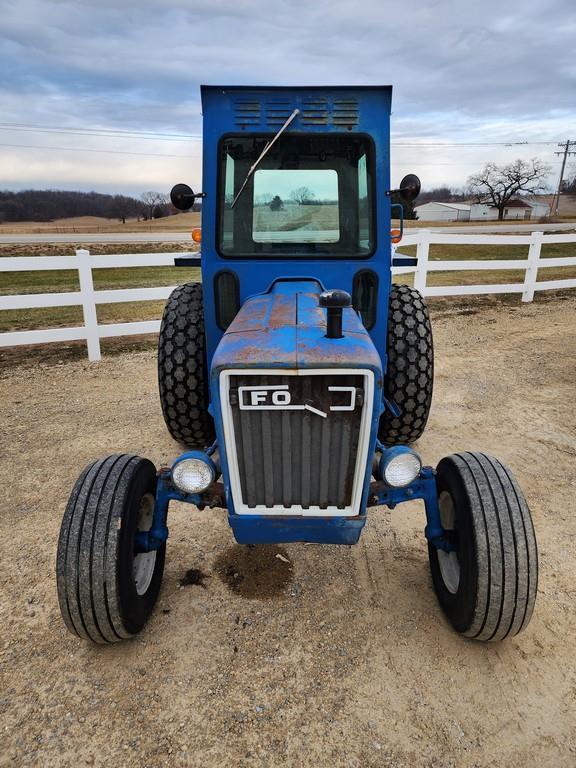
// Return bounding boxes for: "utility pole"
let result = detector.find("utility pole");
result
[551,140,576,216]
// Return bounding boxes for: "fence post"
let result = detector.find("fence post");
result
[76,248,101,361]
[522,231,543,303]
[413,230,430,295]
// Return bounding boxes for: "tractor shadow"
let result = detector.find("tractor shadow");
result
[213,544,293,599]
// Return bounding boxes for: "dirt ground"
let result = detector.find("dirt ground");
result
[1,295,575,768]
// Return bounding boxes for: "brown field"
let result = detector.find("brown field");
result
[1,205,575,235]
[0,212,201,234]
[252,203,339,233]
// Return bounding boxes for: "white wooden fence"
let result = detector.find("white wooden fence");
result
[1,230,575,362]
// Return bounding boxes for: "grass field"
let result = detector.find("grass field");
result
[0,242,199,333]
[1,238,575,339]
[394,240,576,288]
[0,212,202,234]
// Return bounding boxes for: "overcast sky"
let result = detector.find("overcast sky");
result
[1,0,575,196]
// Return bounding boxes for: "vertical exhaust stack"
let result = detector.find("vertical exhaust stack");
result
[319,290,352,339]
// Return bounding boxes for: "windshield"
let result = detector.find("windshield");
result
[218,134,374,257]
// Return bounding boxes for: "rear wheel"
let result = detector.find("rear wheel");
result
[428,452,538,641]
[56,454,165,643]
[379,284,433,444]
[158,282,215,448]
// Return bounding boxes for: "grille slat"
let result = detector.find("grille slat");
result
[261,409,274,507]
[281,410,292,507]
[228,373,366,511]
[239,409,256,505]
[318,416,331,508]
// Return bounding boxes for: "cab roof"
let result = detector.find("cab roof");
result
[200,85,392,132]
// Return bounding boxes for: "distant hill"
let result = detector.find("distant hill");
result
[0,189,145,223]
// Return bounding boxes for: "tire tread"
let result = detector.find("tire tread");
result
[56,454,162,644]
[379,284,434,444]
[437,452,537,641]
[157,283,214,447]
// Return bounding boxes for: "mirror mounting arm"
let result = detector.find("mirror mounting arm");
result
[385,173,421,203]
[170,184,206,212]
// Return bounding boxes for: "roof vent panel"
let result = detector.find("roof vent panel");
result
[301,97,329,125]
[332,98,359,126]
[234,99,261,127]
[265,99,293,126]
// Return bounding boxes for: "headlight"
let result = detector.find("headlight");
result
[171,454,215,494]
[380,447,422,488]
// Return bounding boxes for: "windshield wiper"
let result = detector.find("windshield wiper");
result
[230,108,300,209]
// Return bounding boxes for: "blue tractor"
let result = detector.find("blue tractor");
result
[57,86,537,644]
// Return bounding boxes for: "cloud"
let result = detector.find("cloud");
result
[0,0,574,192]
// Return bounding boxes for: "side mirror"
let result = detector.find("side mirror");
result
[398,174,421,202]
[170,183,197,211]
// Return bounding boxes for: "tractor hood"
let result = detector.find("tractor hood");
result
[211,280,382,376]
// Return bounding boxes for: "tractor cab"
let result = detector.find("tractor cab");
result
[172,86,418,363]
[57,85,538,646]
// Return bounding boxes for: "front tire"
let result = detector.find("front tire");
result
[428,452,538,641]
[56,454,165,643]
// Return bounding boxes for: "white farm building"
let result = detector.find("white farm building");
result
[413,202,471,222]
[415,198,551,222]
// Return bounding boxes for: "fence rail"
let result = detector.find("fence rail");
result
[1,230,575,361]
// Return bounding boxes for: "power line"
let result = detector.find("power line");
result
[0,121,564,148]
[392,141,556,147]
[391,161,562,167]
[0,141,562,165]
[0,142,199,158]
[0,122,202,141]
[0,126,197,142]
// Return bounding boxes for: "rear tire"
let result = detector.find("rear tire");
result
[158,283,215,448]
[379,284,433,445]
[428,452,538,641]
[56,454,165,643]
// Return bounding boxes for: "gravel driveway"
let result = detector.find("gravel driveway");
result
[1,295,575,767]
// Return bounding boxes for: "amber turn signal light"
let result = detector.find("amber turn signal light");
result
[191,228,202,243]
[391,228,402,244]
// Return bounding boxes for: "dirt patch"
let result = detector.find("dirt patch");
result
[179,568,210,589]
[215,545,294,598]
[1,296,575,767]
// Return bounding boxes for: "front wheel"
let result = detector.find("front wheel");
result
[56,454,165,643]
[428,452,538,641]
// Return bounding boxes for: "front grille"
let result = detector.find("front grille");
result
[221,370,373,515]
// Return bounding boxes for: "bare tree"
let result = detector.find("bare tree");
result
[255,192,273,206]
[289,186,315,205]
[467,159,551,220]
[140,191,167,220]
[561,169,576,194]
